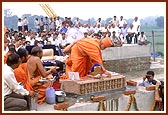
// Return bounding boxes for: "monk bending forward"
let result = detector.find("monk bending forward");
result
[27,46,56,104]
[63,37,113,79]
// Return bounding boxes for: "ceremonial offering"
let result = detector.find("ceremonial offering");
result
[61,74,126,95]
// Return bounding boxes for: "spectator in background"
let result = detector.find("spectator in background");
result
[40,18,44,32]
[132,16,141,43]
[96,18,102,27]
[111,16,118,26]
[34,18,40,33]
[111,31,122,47]
[138,31,150,45]
[138,71,160,87]
[118,16,127,29]
[23,17,29,31]
[17,18,23,32]
[126,24,136,44]
[59,32,69,49]
[55,16,62,30]
[119,23,128,43]
[44,16,49,31]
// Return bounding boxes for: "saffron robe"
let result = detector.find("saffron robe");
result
[65,38,103,79]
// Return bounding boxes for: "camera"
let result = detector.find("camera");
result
[146,75,150,79]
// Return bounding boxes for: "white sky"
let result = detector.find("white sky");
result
[2,2,166,20]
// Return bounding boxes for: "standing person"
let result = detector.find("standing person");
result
[4,53,34,111]
[132,16,141,43]
[118,16,127,29]
[34,18,40,33]
[63,37,113,79]
[44,16,49,31]
[23,17,29,31]
[39,18,44,32]
[17,18,23,32]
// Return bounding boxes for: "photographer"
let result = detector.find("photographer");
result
[138,71,159,87]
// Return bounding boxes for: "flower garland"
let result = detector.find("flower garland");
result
[125,94,140,111]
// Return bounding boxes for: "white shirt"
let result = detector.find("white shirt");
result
[132,20,141,33]
[17,21,23,27]
[138,34,147,42]
[34,20,40,29]
[118,19,127,28]
[23,18,29,25]
[4,64,29,96]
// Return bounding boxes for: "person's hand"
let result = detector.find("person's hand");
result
[29,91,35,97]
[104,70,111,77]
[143,75,147,81]
[50,66,57,73]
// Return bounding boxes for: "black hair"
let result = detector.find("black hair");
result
[8,44,15,49]
[146,71,155,76]
[6,54,20,66]
[17,48,28,58]
[141,31,144,34]
[8,48,16,54]
[159,81,164,96]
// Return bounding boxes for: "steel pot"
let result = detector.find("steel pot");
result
[55,91,66,103]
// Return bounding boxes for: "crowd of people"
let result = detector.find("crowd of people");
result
[3,15,158,111]
[4,15,150,55]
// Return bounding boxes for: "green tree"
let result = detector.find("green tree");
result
[155,16,164,28]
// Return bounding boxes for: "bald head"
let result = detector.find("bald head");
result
[31,46,43,56]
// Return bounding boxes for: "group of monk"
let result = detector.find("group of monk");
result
[4,34,57,109]
[4,27,114,110]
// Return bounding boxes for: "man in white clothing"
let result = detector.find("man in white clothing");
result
[4,53,34,111]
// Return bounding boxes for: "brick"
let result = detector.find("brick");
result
[146,86,155,91]
[123,90,136,95]
[54,103,69,110]
[126,80,137,86]
[91,96,106,102]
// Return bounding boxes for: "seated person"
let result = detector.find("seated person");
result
[138,71,160,87]
[126,24,136,44]
[27,46,57,104]
[4,48,16,64]
[4,54,34,111]
[14,48,33,92]
[138,31,150,45]
[155,81,164,111]
[111,31,122,47]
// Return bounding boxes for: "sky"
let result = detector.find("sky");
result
[2,2,166,20]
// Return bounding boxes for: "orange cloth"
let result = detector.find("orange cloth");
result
[64,38,103,79]
[4,54,8,64]
[101,37,113,48]
[14,63,33,92]
[28,70,53,104]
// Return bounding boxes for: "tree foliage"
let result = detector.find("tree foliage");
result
[155,16,164,28]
